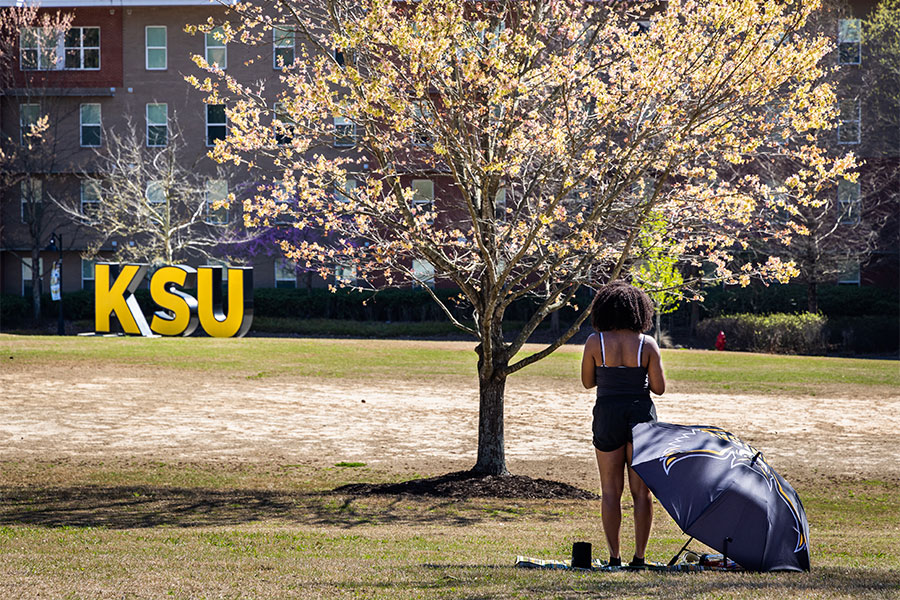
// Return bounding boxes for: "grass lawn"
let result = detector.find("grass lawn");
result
[3,334,898,396]
[1,335,898,598]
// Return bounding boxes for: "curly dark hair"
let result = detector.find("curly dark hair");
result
[590,281,654,332]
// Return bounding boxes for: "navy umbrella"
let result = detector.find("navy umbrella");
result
[631,421,810,572]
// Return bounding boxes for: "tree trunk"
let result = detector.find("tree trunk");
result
[31,246,41,322]
[550,310,560,338]
[807,281,818,314]
[655,310,661,344]
[472,373,510,476]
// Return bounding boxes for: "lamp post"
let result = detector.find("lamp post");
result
[46,232,64,335]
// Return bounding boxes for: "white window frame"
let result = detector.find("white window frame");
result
[495,187,507,220]
[80,103,101,147]
[20,103,40,144]
[837,179,861,225]
[205,26,227,69]
[411,179,434,214]
[81,258,96,290]
[273,25,294,69]
[146,103,168,147]
[411,258,435,288]
[19,26,57,70]
[411,103,433,147]
[272,182,296,225]
[22,257,44,296]
[20,177,42,223]
[333,116,356,147]
[205,179,229,225]
[838,19,861,65]
[334,177,357,203]
[64,26,101,70]
[206,103,227,147]
[837,98,860,145]
[275,259,297,288]
[145,26,167,70]
[334,262,357,285]
[837,261,861,285]
[80,179,101,222]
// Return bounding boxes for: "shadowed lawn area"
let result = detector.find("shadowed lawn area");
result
[0,461,898,599]
[1,335,897,597]
[3,334,898,396]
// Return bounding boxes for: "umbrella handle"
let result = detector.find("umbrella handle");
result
[668,536,694,567]
[723,536,733,569]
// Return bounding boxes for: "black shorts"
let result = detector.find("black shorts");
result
[592,398,657,452]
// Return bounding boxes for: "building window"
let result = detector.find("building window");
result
[411,258,435,288]
[838,19,861,65]
[334,263,357,285]
[146,26,167,70]
[837,98,860,144]
[206,104,227,146]
[837,179,861,224]
[411,179,434,214]
[335,177,357,203]
[334,48,345,66]
[275,259,297,288]
[81,258,96,291]
[22,257,44,297]
[333,116,356,147]
[64,27,100,69]
[273,26,294,68]
[80,103,101,147]
[273,102,294,146]
[20,177,41,222]
[205,179,229,224]
[206,258,229,281]
[81,180,101,222]
[205,26,226,69]
[146,103,168,146]
[20,26,58,70]
[837,261,860,285]
[411,103,433,146]
[495,187,507,220]
[20,103,40,143]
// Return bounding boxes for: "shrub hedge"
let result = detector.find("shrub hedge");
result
[697,313,828,355]
[699,284,898,318]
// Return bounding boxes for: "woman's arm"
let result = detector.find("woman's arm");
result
[581,333,599,389]
[644,336,666,395]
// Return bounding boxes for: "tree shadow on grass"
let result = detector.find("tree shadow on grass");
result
[420,564,900,599]
[0,485,572,529]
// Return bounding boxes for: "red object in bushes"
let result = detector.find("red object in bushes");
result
[715,331,726,351]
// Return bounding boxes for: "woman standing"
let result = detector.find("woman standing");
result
[581,281,666,567]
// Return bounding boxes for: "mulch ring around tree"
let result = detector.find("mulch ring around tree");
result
[334,470,598,500]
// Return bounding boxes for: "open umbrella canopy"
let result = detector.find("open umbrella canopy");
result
[631,421,810,572]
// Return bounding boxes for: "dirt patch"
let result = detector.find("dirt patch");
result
[1,358,898,487]
[335,470,598,499]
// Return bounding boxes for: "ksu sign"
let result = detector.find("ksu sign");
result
[95,263,253,338]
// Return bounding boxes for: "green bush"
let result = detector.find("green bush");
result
[700,284,898,318]
[826,316,900,355]
[697,312,828,355]
[0,294,32,326]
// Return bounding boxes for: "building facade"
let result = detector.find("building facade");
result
[0,0,897,302]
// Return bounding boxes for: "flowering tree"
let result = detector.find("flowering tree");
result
[194,0,855,475]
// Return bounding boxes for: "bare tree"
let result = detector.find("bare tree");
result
[0,6,75,320]
[53,117,257,267]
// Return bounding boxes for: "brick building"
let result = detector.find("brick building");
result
[0,0,896,301]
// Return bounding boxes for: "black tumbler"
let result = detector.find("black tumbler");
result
[571,541,592,569]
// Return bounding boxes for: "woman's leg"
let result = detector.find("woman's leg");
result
[626,442,653,560]
[595,446,626,560]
